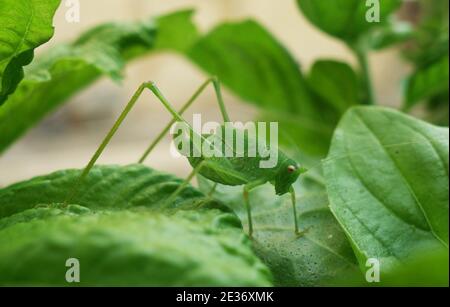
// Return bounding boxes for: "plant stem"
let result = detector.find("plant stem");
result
[355,48,375,105]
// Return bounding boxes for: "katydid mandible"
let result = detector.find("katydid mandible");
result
[66,77,308,238]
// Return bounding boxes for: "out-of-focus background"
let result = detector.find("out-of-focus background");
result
[0,0,411,186]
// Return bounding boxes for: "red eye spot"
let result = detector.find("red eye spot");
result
[287,165,296,173]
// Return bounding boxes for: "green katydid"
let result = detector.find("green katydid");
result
[66,77,308,238]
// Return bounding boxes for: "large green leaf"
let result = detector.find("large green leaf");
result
[198,167,360,286]
[0,164,272,286]
[189,21,311,113]
[188,20,337,156]
[0,0,61,105]
[0,10,198,154]
[324,106,449,274]
[296,0,402,43]
[405,55,449,109]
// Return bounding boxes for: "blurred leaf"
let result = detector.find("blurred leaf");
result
[296,0,401,43]
[426,91,449,126]
[404,0,449,67]
[198,168,360,286]
[0,165,272,286]
[380,249,449,286]
[0,19,155,154]
[0,0,61,105]
[260,112,334,158]
[189,20,313,113]
[324,106,449,275]
[401,0,449,124]
[328,248,449,286]
[368,21,414,50]
[0,10,197,154]
[405,55,449,109]
[189,20,337,156]
[153,9,199,52]
[307,60,359,113]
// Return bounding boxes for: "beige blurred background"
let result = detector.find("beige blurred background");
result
[0,0,411,186]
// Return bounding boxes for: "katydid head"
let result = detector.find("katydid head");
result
[274,161,308,195]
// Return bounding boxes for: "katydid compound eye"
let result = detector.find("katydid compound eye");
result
[287,165,296,173]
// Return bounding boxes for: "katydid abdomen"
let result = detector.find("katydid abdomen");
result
[171,124,307,237]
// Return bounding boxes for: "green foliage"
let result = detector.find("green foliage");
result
[367,21,413,50]
[405,55,449,108]
[296,0,401,44]
[154,10,199,52]
[329,248,449,286]
[0,11,195,154]
[405,0,449,67]
[0,0,61,105]
[307,60,359,113]
[0,165,272,286]
[189,21,312,113]
[324,106,449,274]
[402,0,449,124]
[0,2,448,287]
[379,249,449,286]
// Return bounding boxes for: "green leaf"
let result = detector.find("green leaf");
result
[0,10,197,154]
[404,0,449,67]
[296,0,401,43]
[198,169,360,286]
[324,106,449,275]
[307,60,359,113]
[328,248,449,286]
[189,20,313,114]
[188,20,337,156]
[153,9,199,52]
[405,55,450,108]
[380,249,449,286]
[0,164,272,286]
[367,21,413,50]
[0,0,61,105]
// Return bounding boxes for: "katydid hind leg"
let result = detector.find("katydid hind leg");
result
[65,83,150,204]
[211,77,230,122]
[139,77,225,163]
[66,80,199,204]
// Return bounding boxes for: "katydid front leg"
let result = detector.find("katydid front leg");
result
[163,160,208,207]
[289,186,299,235]
[243,180,267,238]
